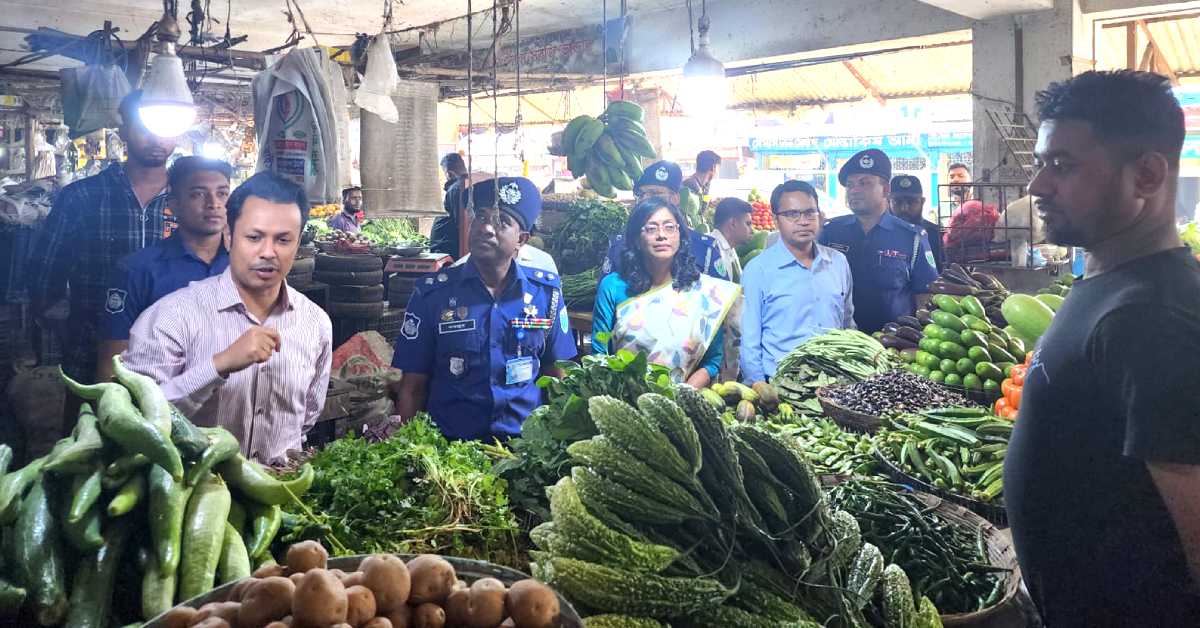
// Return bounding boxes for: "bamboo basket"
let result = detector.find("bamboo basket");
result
[817,386,887,433]
[822,476,1021,627]
[874,445,1009,526]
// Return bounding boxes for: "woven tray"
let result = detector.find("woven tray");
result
[816,386,887,433]
[144,554,583,628]
[940,381,1003,406]
[822,476,1021,626]
[874,446,1008,526]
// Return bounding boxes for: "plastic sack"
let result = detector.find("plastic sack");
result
[354,34,399,123]
[60,65,131,138]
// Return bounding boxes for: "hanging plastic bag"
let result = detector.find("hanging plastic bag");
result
[354,34,399,123]
[60,65,131,138]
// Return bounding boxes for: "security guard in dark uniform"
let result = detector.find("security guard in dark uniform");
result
[889,175,944,273]
[820,149,938,334]
[391,176,577,441]
[599,161,728,281]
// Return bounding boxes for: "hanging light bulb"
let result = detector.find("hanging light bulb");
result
[679,6,727,120]
[138,10,195,138]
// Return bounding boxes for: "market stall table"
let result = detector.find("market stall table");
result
[567,310,592,355]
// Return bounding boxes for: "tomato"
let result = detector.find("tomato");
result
[1001,379,1022,411]
[1010,364,1026,386]
[995,397,1010,416]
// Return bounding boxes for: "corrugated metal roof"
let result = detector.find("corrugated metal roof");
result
[1097,12,1200,80]
[728,42,972,108]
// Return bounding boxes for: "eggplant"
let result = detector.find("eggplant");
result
[895,326,923,344]
[896,315,923,330]
[972,272,1006,291]
[946,264,984,289]
[929,279,978,296]
[915,309,934,325]
[882,322,902,335]
[987,310,1008,327]
[880,334,919,350]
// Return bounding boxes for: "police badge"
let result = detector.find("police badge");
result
[498,182,522,205]
[860,155,874,169]
[401,312,421,340]
[105,289,127,314]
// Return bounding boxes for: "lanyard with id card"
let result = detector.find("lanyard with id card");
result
[509,305,552,385]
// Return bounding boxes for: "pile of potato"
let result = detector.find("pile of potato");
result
[156,540,562,628]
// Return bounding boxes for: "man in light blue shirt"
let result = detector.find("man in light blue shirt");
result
[741,180,855,383]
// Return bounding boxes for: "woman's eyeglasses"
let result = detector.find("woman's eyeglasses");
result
[641,223,680,236]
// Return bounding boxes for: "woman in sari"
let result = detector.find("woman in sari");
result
[592,197,741,387]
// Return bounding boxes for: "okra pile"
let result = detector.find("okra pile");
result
[527,387,943,627]
[769,414,877,477]
[874,407,1011,504]
[0,357,312,626]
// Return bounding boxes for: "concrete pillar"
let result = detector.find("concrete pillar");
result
[971,0,1086,183]
[971,17,1020,182]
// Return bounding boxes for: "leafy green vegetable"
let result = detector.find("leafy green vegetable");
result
[281,416,521,566]
[496,351,672,527]
[545,197,627,275]
[1181,222,1200,255]
[305,219,333,239]
[359,218,430,247]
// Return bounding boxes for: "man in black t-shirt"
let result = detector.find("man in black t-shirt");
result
[1005,71,1200,626]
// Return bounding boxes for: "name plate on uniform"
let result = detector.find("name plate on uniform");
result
[439,319,476,334]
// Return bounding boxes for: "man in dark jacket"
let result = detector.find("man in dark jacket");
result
[430,153,468,257]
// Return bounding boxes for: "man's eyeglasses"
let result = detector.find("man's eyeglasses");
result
[776,209,821,223]
[641,223,680,236]
[471,207,515,229]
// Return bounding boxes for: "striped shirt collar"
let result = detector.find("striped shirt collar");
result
[214,267,295,314]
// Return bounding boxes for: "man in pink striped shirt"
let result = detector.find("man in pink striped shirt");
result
[123,172,333,464]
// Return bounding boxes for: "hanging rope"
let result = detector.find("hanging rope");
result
[466,0,474,214]
[515,0,524,167]
[492,0,500,210]
[602,0,607,109]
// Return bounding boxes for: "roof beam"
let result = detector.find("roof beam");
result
[840,60,886,106]
[1135,19,1179,85]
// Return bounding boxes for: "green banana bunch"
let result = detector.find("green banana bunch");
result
[558,101,658,198]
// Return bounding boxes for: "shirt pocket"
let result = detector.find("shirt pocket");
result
[877,255,911,290]
[436,329,486,382]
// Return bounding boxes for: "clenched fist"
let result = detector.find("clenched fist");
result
[213,326,281,377]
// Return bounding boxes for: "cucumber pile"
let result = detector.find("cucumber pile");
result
[527,387,944,627]
[0,357,312,626]
[894,293,1028,397]
[875,407,1012,504]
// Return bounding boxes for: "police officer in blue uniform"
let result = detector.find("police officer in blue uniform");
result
[96,156,232,382]
[820,149,938,334]
[391,177,577,441]
[889,174,944,273]
[599,161,728,281]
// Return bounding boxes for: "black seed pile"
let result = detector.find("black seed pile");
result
[824,370,974,416]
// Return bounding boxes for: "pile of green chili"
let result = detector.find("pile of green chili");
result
[827,478,1010,614]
